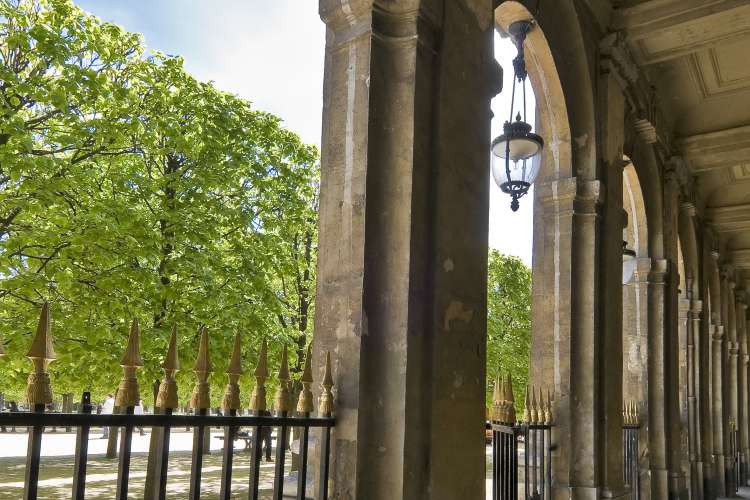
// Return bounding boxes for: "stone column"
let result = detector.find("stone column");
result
[314,1,498,498]
[663,166,686,497]
[737,298,748,485]
[690,297,705,499]
[597,66,627,499]
[648,257,670,498]
[720,267,735,493]
[679,290,693,497]
[698,230,714,498]
[709,250,727,496]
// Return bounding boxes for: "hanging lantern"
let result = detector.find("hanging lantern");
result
[491,20,544,212]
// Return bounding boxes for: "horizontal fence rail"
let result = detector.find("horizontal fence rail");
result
[0,303,336,500]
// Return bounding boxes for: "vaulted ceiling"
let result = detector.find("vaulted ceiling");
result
[615,0,750,282]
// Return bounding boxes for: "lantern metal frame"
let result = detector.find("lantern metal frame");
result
[491,19,545,212]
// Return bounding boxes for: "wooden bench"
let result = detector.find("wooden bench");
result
[216,430,253,450]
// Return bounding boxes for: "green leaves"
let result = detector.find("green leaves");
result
[486,250,531,408]
[0,0,319,404]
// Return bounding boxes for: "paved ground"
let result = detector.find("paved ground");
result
[0,430,291,499]
[0,430,496,499]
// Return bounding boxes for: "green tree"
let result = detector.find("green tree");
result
[486,250,532,409]
[0,0,319,404]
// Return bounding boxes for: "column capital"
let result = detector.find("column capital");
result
[573,179,602,215]
[538,176,578,215]
[599,31,639,90]
[713,324,725,341]
[711,249,721,262]
[680,200,697,217]
[690,299,703,314]
[649,258,668,284]
[634,118,657,144]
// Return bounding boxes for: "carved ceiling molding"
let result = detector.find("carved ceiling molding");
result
[687,46,750,100]
[614,0,750,65]
[677,125,750,175]
[705,203,750,234]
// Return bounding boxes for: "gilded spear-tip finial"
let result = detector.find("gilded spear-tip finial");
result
[632,401,639,425]
[249,339,268,412]
[156,325,180,410]
[221,332,243,411]
[491,373,502,422]
[544,388,552,424]
[115,318,143,408]
[319,351,335,416]
[190,326,212,410]
[274,345,291,413]
[523,385,531,424]
[530,385,539,424]
[26,302,56,406]
[296,343,314,414]
[505,373,515,423]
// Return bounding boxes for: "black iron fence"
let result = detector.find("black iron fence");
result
[0,303,336,500]
[488,373,553,500]
[622,423,640,500]
[0,399,334,500]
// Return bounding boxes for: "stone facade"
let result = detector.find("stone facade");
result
[313,1,750,499]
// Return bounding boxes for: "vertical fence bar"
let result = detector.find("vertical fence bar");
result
[317,352,335,500]
[248,421,263,500]
[154,409,173,500]
[72,392,92,500]
[272,345,292,500]
[219,409,237,499]
[219,333,243,500]
[114,319,143,500]
[248,339,268,500]
[115,406,135,500]
[189,408,208,500]
[24,303,55,500]
[295,344,315,500]
[23,404,45,500]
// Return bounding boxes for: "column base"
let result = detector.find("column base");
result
[650,467,670,498]
[600,487,632,499]
[552,486,600,500]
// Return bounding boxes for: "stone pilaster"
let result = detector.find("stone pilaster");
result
[314,1,497,498]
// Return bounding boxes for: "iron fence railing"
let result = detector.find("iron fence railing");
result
[488,421,553,500]
[0,303,336,500]
[0,398,334,500]
[622,423,640,500]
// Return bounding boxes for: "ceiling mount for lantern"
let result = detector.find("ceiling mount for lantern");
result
[491,19,544,212]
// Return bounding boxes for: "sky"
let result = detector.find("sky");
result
[75,0,535,265]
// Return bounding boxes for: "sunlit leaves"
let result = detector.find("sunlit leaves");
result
[0,0,319,405]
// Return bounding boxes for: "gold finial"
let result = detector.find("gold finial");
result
[221,332,243,411]
[319,351,335,416]
[156,325,180,409]
[249,339,268,412]
[505,373,515,423]
[115,318,143,407]
[544,389,552,424]
[296,343,314,414]
[523,385,531,424]
[491,373,502,422]
[530,386,539,424]
[538,386,544,424]
[190,326,212,410]
[26,302,56,406]
[274,344,291,413]
[633,401,639,424]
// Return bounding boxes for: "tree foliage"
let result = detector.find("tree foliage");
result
[0,0,318,405]
[486,250,532,408]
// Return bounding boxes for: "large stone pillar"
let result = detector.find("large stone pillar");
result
[709,250,727,497]
[720,267,734,493]
[597,66,627,499]
[313,1,497,498]
[678,291,693,496]
[648,257,670,498]
[697,227,714,499]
